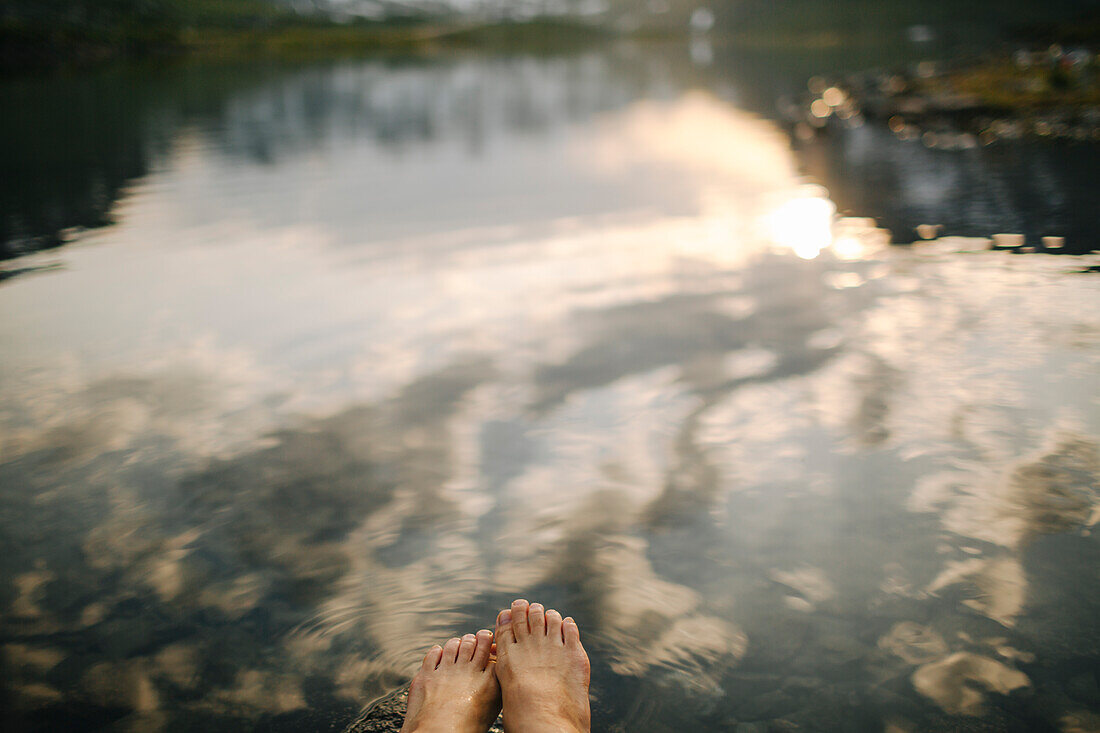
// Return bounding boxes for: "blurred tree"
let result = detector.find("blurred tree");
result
[0,0,302,69]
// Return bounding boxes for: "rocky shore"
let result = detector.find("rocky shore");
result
[785,45,1100,147]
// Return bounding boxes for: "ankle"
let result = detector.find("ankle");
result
[501,699,588,733]
[402,717,485,733]
[501,716,585,733]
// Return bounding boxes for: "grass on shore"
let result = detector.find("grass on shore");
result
[179,19,614,59]
[0,16,619,71]
[919,56,1100,112]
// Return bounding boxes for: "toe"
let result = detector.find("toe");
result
[441,637,462,665]
[510,599,530,640]
[472,629,494,669]
[545,609,564,643]
[420,644,443,672]
[495,608,515,646]
[563,617,581,647]
[528,602,546,636]
[458,633,477,662]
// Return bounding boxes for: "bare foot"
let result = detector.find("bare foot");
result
[401,629,502,733]
[494,599,591,733]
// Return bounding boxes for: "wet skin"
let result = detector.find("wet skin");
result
[494,599,592,733]
[402,600,591,733]
[401,629,501,733]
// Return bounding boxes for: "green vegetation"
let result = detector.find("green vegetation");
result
[0,0,440,71]
[894,9,1100,113]
[3,0,1098,73]
[2,1,179,70]
[0,0,623,71]
[924,55,1100,111]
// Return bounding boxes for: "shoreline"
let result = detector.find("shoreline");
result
[1,19,622,74]
[788,47,1100,146]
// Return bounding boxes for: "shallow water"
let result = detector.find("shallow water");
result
[2,46,1100,732]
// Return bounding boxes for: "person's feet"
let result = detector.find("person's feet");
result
[494,599,591,733]
[401,629,502,733]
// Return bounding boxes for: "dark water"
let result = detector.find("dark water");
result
[2,43,1100,733]
[801,123,1100,253]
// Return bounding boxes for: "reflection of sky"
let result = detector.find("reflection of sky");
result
[0,88,816,388]
[2,57,1100,733]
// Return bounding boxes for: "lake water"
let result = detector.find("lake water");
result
[2,44,1100,732]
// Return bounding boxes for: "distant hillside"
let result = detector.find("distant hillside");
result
[2,0,1094,72]
[723,0,1088,26]
[0,0,418,70]
[0,0,292,69]
[337,0,1097,31]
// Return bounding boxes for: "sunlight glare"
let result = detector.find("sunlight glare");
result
[764,189,835,259]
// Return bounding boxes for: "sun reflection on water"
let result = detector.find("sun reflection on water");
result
[763,187,836,259]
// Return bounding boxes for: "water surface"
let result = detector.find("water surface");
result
[2,47,1100,732]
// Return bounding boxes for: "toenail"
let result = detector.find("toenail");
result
[462,633,476,640]
[513,598,527,605]
[478,629,492,636]
[498,610,512,625]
